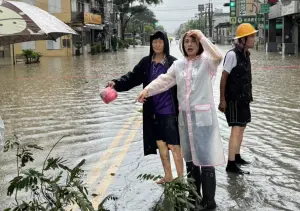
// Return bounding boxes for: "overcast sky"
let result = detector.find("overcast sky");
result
[149,0,229,33]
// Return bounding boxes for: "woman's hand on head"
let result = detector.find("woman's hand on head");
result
[187,30,205,40]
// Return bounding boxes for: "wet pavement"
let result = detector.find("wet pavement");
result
[0,44,299,211]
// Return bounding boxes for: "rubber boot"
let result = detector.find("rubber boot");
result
[226,161,249,174]
[235,154,250,165]
[186,162,201,210]
[198,167,217,210]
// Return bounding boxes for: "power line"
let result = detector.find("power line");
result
[14,0,225,14]
[161,19,198,21]
[10,0,224,31]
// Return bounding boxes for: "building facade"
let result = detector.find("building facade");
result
[267,0,300,54]
[11,0,105,57]
[213,13,231,44]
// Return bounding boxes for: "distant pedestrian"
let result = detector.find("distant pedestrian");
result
[111,34,118,52]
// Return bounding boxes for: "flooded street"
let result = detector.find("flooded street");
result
[0,44,299,211]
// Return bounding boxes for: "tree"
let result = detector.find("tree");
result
[114,0,162,40]
[155,25,165,32]
[175,19,204,38]
[144,25,154,34]
[132,8,157,25]
[125,8,157,35]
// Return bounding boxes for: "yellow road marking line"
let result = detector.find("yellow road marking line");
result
[92,119,142,208]
[68,114,140,211]
[87,114,139,185]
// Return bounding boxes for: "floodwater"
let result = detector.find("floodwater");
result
[0,44,299,211]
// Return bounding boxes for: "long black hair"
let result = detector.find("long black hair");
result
[181,33,204,57]
[150,31,170,56]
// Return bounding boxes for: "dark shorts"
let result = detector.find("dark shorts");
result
[154,114,180,146]
[225,101,251,127]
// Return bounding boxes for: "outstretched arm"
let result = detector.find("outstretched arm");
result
[137,63,177,103]
[108,59,144,92]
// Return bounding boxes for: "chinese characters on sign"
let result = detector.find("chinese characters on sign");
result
[84,13,102,25]
[239,15,264,24]
[240,0,246,16]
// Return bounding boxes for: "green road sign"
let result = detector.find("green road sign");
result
[260,4,270,14]
[236,15,264,24]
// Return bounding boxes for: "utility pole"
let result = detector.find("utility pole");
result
[209,0,213,38]
[104,0,111,51]
[112,0,115,33]
[110,0,114,51]
[142,22,145,46]
[208,1,211,37]
[205,6,207,36]
[198,4,204,31]
[199,12,202,31]
[263,0,267,51]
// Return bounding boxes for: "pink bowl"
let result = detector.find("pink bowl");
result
[100,87,118,104]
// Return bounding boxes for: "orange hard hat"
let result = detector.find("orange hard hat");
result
[234,23,258,39]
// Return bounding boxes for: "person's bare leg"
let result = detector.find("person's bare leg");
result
[235,126,250,164]
[156,140,173,183]
[236,126,245,154]
[228,126,244,161]
[226,126,247,174]
[168,144,184,178]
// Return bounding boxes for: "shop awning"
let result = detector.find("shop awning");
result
[84,24,104,30]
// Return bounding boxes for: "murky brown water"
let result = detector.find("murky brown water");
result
[0,45,299,211]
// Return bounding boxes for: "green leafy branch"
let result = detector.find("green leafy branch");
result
[3,135,117,211]
[137,174,201,211]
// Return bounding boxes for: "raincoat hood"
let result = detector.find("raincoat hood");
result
[150,30,170,56]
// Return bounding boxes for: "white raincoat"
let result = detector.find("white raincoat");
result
[145,36,225,166]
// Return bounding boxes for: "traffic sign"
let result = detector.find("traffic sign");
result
[230,17,236,24]
[230,0,236,17]
[260,4,270,14]
[235,15,264,24]
[198,4,204,12]
[237,17,243,24]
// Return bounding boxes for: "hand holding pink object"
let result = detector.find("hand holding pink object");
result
[100,87,118,104]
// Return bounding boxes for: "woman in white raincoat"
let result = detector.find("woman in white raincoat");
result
[137,30,225,210]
